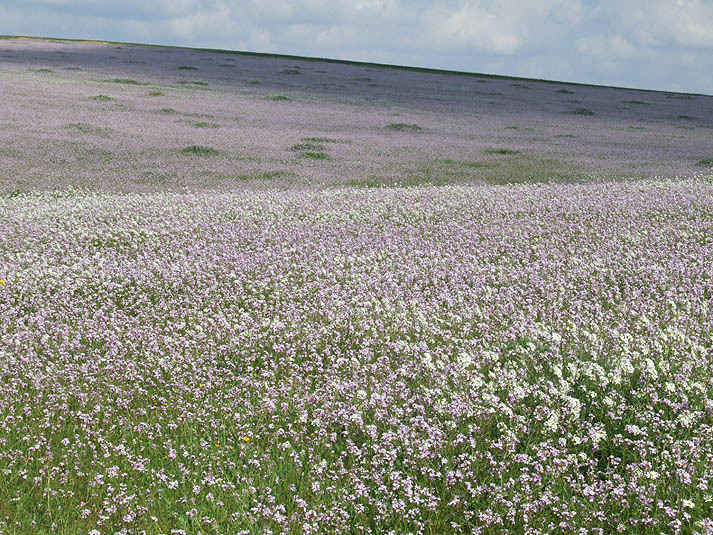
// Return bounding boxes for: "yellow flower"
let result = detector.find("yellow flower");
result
[216,444,220,448]
[0,279,5,287]
[242,436,250,442]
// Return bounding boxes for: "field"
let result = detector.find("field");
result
[1,37,713,535]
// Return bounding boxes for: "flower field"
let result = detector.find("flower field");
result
[2,37,713,535]
[2,180,713,534]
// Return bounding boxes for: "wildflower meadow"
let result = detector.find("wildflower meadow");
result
[1,37,713,535]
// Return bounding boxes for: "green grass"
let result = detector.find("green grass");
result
[180,145,220,157]
[301,137,351,144]
[228,170,291,181]
[570,107,595,116]
[29,67,53,73]
[88,95,113,101]
[159,108,178,114]
[188,120,220,128]
[263,94,291,101]
[299,151,330,160]
[177,65,198,70]
[348,155,600,187]
[65,123,115,137]
[484,148,521,155]
[289,143,325,152]
[696,158,713,167]
[621,100,649,105]
[148,90,165,96]
[385,123,423,132]
[280,68,301,75]
[678,115,695,120]
[107,78,145,85]
[178,80,209,86]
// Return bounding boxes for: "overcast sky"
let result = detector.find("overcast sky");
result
[2,0,712,95]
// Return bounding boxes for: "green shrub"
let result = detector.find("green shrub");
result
[484,148,520,155]
[180,145,219,156]
[386,123,422,132]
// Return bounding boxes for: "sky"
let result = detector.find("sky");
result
[2,0,713,95]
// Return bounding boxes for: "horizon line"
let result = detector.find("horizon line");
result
[2,34,711,98]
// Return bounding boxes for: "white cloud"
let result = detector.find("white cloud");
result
[423,3,522,54]
[576,34,637,60]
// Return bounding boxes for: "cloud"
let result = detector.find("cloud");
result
[576,34,637,60]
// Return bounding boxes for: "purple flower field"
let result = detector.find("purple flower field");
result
[1,38,713,535]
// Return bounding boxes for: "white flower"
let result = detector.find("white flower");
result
[646,470,659,480]
[644,358,658,380]
[683,499,695,509]
[544,413,560,433]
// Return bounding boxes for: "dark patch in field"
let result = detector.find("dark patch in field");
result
[178,65,198,70]
[301,137,351,144]
[180,145,220,156]
[178,80,208,86]
[696,158,713,167]
[264,94,291,101]
[300,152,330,160]
[386,123,423,132]
[229,171,292,181]
[280,68,301,75]
[484,148,521,155]
[89,95,113,101]
[107,78,145,85]
[570,108,595,116]
[187,120,220,128]
[65,123,115,137]
[621,100,649,105]
[556,89,575,94]
[289,143,325,152]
